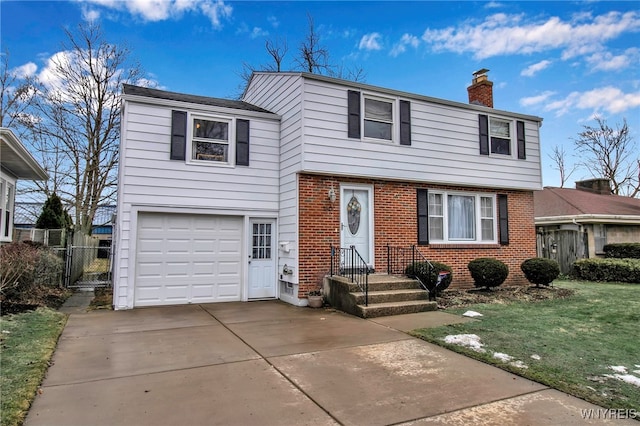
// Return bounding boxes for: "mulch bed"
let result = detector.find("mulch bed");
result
[1,286,71,316]
[434,285,575,309]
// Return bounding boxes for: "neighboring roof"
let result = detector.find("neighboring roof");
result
[14,203,116,227]
[534,187,640,225]
[122,84,275,115]
[245,71,544,124]
[0,128,48,180]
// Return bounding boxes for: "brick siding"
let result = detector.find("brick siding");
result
[298,173,536,298]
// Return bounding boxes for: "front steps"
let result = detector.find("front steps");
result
[324,274,437,318]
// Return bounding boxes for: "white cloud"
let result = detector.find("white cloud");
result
[81,0,232,28]
[521,60,552,77]
[267,15,279,28]
[250,27,268,39]
[520,90,556,107]
[586,48,639,72]
[484,2,504,9]
[545,86,640,116]
[81,6,101,22]
[11,62,38,79]
[390,33,420,57]
[359,33,383,51]
[421,11,640,60]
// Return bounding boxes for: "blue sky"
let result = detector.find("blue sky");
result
[2,0,639,188]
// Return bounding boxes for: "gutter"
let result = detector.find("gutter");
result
[535,214,640,226]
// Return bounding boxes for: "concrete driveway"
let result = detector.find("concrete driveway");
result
[26,301,633,426]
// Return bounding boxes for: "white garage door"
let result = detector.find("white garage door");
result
[135,213,243,307]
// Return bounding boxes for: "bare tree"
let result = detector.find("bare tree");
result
[25,22,145,234]
[265,38,288,72]
[0,52,38,130]
[296,13,330,74]
[548,145,577,188]
[574,117,639,197]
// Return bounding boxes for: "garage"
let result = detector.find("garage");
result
[135,212,243,307]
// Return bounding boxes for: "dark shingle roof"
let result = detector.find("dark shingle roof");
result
[534,187,640,217]
[122,84,273,114]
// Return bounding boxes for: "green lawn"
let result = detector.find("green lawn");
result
[0,308,68,426]
[411,280,640,410]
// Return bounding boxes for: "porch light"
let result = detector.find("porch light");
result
[328,188,336,203]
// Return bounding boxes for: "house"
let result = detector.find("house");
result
[113,70,543,310]
[534,179,640,273]
[0,128,48,245]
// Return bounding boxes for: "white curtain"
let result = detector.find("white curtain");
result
[448,195,475,240]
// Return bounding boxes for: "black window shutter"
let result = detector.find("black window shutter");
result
[479,114,489,155]
[170,110,187,161]
[417,189,429,245]
[347,90,361,139]
[498,194,509,245]
[400,100,411,146]
[236,119,250,166]
[517,120,526,159]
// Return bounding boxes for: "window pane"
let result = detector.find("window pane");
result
[480,197,493,218]
[194,119,228,140]
[490,120,510,138]
[193,141,228,162]
[429,217,443,240]
[365,99,392,121]
[448,195,475,240]
[428,193,443,216]
[481,219,494,240]
[364,120,392,140]
[491,137,510,155]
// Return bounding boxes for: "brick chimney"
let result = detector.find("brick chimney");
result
[467,68,493,108]
[575,178,612,195]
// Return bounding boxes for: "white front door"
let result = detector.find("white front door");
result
[248,219,277,299]
[340,185,373,266]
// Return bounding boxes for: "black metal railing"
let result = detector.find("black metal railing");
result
[330,245,370,306]
[387,244,437,298]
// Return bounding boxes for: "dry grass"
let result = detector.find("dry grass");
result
[435,285,575,309]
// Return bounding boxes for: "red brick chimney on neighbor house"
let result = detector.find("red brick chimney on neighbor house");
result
[467,68,493,108]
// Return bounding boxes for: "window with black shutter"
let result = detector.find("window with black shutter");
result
[170,110,187,160]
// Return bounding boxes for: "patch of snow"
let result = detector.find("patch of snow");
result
[633,370,640,375]
[530,354,541,361]
[443,334,485,352]
[462,310,483,318]
[609,365,628,374]
[493,352,513,362]
[510,360,529,369]
[604,374,640,388]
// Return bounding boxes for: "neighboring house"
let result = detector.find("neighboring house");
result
[534,178,640,273]
[0,128,48,245]
[113,70,544,310]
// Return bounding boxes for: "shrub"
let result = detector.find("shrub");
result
[603,243,640,259]
[573,258,640,283]
[405,261,453,295]
[521,258,560,287]
[468,257,509,289]
[0,242,40,298]
[33,249,64,287]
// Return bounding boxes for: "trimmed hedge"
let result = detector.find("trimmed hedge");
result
[573,258,640,283]
[405,261,453,294]
[521,258,560,287]
[603,243,640,259]
[467,257,509,289]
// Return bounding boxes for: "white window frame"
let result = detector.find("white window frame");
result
[362,94,396,143]
[188,113,235,167]
[489,116,513,156]
[428,190,497,244]
[0,177,15,243]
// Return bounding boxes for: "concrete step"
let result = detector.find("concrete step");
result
[356,300,437,319]
[352,289,430,305]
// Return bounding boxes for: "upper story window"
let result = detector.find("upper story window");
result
[348,90,412,146]
[364,98,393,141]
[489,118,511,155]
[192,117,231,163]
[170,109,250,167]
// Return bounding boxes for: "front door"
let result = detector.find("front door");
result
[248,219,276,299]
[340,185,373,266]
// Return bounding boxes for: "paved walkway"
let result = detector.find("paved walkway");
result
[25,299,634,425]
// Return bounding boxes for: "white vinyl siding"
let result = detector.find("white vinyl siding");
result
[293,76,542,191]
[114,99,280,309]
